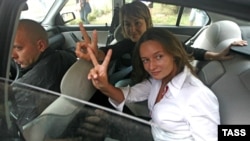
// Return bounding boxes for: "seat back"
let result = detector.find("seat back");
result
[195,20,250,124]
[198,56,250,124]
[192,20,243,70]
[192,20,242,52]
[22,59,96,140]
[60,59,96,100]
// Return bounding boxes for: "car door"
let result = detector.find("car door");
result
[0,0,28,140]
[0,0,27,79]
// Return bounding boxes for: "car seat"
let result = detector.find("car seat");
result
[193,20,250,124]
[191,20,242,51]
[22,59,97,140]
[191,20,243,69]
[109,24,124,45]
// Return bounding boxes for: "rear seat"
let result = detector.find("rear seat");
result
[193,20,250,124]
[198,53,250,124]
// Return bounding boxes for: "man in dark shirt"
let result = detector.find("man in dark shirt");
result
[11,19,76,126]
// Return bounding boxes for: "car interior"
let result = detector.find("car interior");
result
[21,19,250,140]
[192,20,250,124]
[2,0,250,140]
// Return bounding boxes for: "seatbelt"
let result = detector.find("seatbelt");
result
[185,26,208,47]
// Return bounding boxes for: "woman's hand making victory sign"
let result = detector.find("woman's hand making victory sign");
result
[87,48,124,103]
[87,46,112,90]
[75,22,99,61]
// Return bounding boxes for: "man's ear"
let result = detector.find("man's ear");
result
[37,39,47,52]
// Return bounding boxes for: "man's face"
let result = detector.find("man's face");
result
[12,29,42,69]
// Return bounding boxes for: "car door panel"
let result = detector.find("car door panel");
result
[57,26,110,50]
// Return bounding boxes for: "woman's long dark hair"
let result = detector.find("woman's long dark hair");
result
[131,28,195,83]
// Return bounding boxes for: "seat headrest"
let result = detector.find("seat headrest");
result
[192,20,242,52]
[60,59,96,100]
[114,24,124,42]
[205,20,241,46]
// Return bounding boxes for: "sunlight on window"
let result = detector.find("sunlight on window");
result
[61,0,113,25]
[20,0,55,22]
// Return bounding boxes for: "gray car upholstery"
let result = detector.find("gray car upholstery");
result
[194,20,250,124]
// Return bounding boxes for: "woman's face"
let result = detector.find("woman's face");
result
[123,16,147,42]
[140,40,177,81]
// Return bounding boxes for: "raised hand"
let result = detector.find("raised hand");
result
[75,22,98,61]
[87,46,112,90]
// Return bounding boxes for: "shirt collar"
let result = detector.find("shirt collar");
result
[168,66,190,98]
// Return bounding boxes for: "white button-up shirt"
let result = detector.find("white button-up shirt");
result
[109,67,220,141]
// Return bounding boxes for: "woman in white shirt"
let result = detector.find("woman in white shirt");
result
[87,28,220,141]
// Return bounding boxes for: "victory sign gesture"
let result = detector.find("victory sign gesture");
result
[87,47,124,103]
[87,46,112,90]
[75,22,99,61]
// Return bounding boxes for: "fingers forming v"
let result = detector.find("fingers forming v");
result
[88,48,112,68]
[102,49,112,69]
[87,47,99,67]
[79,22,90,43]
[91,30,98,56]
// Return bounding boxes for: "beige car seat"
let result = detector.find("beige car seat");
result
[22,59,97,140]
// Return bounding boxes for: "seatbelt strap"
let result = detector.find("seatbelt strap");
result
[185,26,208,47]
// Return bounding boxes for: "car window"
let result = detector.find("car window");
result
[20,0,55,22]
[182,7,209,26]
[61,0,209,27]
[61,0,113,25]
[0,78,160,140]
[125,1,209,26]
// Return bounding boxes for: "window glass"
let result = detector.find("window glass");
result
[20,0,55,22]
[124,1,209,26]
[0,78,157,141]
[181,8,209,26]
[150,3,179,25]
[61,0,113,25]
[124,1,180,26]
